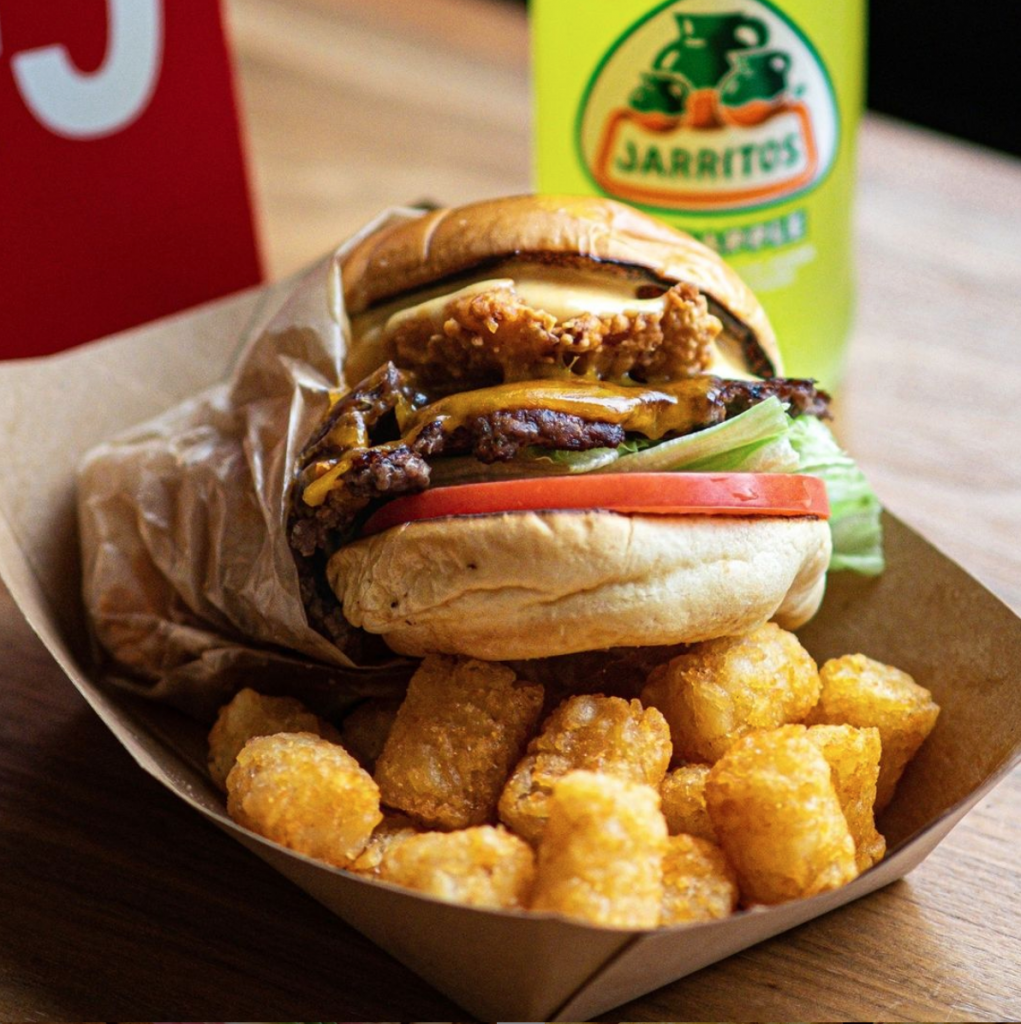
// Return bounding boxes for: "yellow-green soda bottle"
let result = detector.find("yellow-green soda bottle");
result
[531,0,865,387]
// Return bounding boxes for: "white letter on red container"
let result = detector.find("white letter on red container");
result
[11,0,163,139]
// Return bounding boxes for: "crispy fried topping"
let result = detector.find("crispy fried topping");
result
[386,281,720,388]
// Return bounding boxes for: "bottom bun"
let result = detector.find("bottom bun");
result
[327,511,832,661]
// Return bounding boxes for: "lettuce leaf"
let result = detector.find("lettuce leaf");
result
[679,434,799,473]
[600,396,791,473]
[787,415,885,575]
[556,396,791,473]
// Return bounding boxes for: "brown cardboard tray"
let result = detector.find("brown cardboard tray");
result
[1,273,1018,1021]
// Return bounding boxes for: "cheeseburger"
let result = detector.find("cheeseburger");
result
[288,195,881,661]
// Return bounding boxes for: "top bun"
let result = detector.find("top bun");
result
[340,194,782,378]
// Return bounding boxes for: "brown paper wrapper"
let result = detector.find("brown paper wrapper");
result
[76,208,430,721]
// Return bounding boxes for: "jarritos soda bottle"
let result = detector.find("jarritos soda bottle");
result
[532,0,865,386]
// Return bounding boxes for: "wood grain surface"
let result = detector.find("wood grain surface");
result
[1,0,1019,1020]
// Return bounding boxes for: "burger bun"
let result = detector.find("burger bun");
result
[327,510,831,661]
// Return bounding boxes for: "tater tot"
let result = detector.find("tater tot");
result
[349,813,420,878]
[341,697,402,771]
[374,655,544,830]
[806,653,940,811]
[705,725,858,905]
[530,771,667,928]
[207,687,339,790]
[498,694,671,844]
[660,833,739,926]
[640,623,821,763]
[226,732,382,868]
[660,763,715,841]
[806,723,886,871]
[375,826,535,909]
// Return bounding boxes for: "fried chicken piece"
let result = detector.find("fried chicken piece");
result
[386,281,719,387]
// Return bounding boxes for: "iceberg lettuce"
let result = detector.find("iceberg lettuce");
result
[787,415,885,575]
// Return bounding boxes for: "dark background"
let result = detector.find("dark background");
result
[867,0,1018,157]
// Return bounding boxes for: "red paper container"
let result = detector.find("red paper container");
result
[0,0,261,359]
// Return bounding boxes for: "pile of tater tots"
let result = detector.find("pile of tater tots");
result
[210,622,940,928]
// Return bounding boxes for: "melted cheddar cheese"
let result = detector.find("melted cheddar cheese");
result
[301,376,719,507]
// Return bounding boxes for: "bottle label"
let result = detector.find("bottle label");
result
[578,0,838,214]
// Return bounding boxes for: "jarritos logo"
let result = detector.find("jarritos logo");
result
[578,0,839,213]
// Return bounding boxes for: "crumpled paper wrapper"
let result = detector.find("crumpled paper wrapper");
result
[77,207,427,721]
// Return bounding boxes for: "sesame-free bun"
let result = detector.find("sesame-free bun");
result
[341,194,781,379]
[327,510,831,661]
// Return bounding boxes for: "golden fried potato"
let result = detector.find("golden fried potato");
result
[374,656,544,830]
[341,697,402,771]
[641,623,820,763]
[226,732,382,867]
[375,825,535,909]
[705,725,858,905]
[806,723,886,871]
[498,694,671,844]
[530,770,667,928]
[806,653,940,811]
[660,833,739,926]
[660,763,715,841]
[207,687,339,790]
[349,813,420,878]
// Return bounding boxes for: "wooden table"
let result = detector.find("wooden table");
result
[1,0,1019,1019]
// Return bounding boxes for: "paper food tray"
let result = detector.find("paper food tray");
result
[1,267,1018,1022]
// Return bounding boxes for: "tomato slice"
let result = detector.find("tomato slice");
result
[360,472,829,536]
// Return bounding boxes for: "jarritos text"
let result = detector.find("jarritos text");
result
[578,0,839,213]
